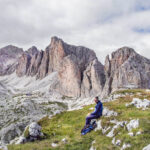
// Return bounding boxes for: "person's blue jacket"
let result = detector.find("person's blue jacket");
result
[91,100,103,117]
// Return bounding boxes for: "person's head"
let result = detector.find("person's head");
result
[94,96,99,103]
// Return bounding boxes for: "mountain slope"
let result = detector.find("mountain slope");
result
[8,89,150,150]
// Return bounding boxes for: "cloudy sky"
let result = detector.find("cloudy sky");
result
[0,0,150,63]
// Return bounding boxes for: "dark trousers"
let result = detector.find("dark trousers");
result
[85,115,99,125]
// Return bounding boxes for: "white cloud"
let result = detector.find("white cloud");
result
[0,0,150,63]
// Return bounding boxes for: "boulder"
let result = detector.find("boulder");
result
[94,120,102,131]
[112,137,115,145]
[102,126,111,134]
[106,121,126,137]
[28,122,43,140]
[51,143,58,147]
[116,139,121,146]
[127,119,139,131]
[121,143,131,150]
[61,138,67,144]
[131,98,150,109]
[136,131,141,135]
[143,144,150,150]
[128,132,134,136]
[90,140,96,150]
[15,136,26,144]
[103,107,118,117]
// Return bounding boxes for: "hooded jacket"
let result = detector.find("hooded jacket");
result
[91,100,103,117]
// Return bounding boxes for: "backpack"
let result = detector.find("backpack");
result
[81,120,97,135]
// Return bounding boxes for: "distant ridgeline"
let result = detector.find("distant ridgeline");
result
[0,36,150,98]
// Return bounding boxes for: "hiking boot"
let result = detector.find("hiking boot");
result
[84,124,90,129]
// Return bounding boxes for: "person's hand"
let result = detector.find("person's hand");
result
[87,113,90,117]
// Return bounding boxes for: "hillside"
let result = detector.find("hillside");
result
[8,89,150,150]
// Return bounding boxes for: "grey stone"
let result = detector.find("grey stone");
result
[131,98,150,109]
[121,143,131,150]
[15,136,26,144]
[103,107,118,117]
[51,143,58,147]
[143,144,150,150]
[116,139,121,146]
[128,132,134,136]
[127,119,139,131]
[28,122,43,138]
[94,120,102,131]
[62,138,67,144]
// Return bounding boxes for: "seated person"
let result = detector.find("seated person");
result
[85,96,103,128]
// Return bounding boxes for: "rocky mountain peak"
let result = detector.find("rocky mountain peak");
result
[50,36,62,44]
[0,45,23,56]
[104,47,137,78]
[0,45,23,76]
[102,46,150,98]
[110,47,136,67]
[26,46,39,56]
[111,46,136,58]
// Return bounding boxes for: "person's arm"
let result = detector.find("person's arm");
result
[91,103,101,115]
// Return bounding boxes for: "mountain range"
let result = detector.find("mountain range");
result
[1,36,150,98]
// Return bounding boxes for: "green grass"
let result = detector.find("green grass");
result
[8,89,150,150]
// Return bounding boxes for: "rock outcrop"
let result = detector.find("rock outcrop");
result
[27,122,43,141]
[143,144,150,150]
[126,98,150,109]
[102,47,150,97]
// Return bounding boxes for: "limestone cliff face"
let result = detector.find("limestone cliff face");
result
[101,47,150,98]
[48,37,105,97]
[16,46,39,77]
[58,55,81,97]
[81,59,105,97]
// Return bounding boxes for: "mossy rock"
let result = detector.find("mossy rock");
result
[24,126,29,138]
